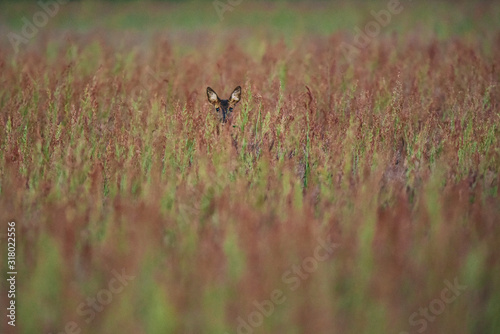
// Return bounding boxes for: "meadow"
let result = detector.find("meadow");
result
[0,1,499,333]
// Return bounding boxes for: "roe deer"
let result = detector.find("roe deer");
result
[206,86,241,123]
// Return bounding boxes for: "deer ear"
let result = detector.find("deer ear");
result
[207,87,220,105]
[229,86,241,104]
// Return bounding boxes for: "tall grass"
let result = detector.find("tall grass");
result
[0,1,499,333]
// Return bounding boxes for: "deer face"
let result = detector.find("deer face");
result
[206,86,241,123]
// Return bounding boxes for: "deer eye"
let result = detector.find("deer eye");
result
[229,107,233,112]
[216,108,220,112]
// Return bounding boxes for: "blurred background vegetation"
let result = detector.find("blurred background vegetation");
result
[1,1,499,334]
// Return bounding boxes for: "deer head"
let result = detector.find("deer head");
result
[206,86,241,123]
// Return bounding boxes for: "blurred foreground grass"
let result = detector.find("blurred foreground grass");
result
[1,1,500,334]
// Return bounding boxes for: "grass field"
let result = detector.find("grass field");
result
[1,1,500,333]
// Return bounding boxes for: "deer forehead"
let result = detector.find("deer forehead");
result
[218,100,231,108]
